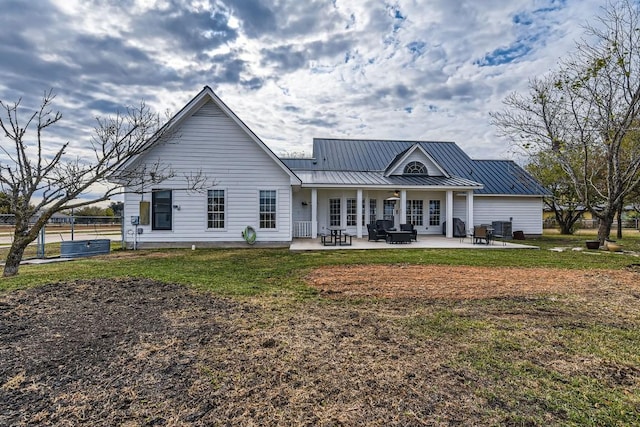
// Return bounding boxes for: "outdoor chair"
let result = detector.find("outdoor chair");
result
[367,223,387,241]
[473,225,490,245]
[400,223,417,241]
[375,219,394,232]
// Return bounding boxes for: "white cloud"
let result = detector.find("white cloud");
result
[0,0,607,165]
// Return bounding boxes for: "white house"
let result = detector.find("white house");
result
[117,87,547,248]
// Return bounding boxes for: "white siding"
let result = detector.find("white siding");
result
[453,195,543,235]
[474,196,543,235]
[292,189,312,222]
[123,100,292,247]
[453,195,467,221]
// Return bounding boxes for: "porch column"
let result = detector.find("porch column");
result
[356,189,363,238]
[466,190,474,234]
[400,190,407,224]
[446,190,453,238]
[364,192,370,225]
[311,188,318,238]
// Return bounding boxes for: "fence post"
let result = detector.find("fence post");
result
[71,208,75,241]
[37,225,45,258]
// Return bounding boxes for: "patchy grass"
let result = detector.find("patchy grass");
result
[3,231,640,293]
[2,279,639,426]
[401,293,640,425]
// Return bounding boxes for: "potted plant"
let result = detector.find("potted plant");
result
[585,240,600,250]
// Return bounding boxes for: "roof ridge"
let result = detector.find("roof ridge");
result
[313,137,455,143]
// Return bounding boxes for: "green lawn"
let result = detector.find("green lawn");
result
[2,230,640,294]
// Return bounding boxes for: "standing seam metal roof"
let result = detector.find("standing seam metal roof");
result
[281,138,548,196]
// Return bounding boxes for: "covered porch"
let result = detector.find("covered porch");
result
[291,186,480,240]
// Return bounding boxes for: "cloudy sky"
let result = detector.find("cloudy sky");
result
[0,0,605,163]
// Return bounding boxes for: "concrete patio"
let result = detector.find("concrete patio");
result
[290,235,539,251]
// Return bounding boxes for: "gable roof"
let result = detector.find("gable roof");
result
[117,86,301,185]
[383,143,449,177]
[281,138,548,196]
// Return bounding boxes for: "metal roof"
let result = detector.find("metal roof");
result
[293,170,483,188]
[463,160,549,195]
[280,138,548,196]
[309,138,464,171]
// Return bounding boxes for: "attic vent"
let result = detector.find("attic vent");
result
[194,102,225,117]
[404,161,427,175]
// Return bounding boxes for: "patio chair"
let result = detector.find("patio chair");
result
[400,223,417,241]
[375,219,394,232]
[367,223,387,241]
[473,225,489,245]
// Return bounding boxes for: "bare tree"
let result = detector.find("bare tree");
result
[491,0,640,243]
[0,90,206,277]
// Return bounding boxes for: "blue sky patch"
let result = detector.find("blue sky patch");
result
[406,41,426,57]
[475,39,534,67]
[513,13,533,25]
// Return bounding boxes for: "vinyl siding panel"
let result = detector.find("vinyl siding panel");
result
[123,101,292,246]
[473,196,543,235]
[453,195,543,235]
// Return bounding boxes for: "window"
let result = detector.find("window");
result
[259,190,277,229]
[152,190,172,230]
[347,198,357,226]
[429,200,441,226]
[369,199,377,224]
[207,189,225,229]
[407,200,424,226]
[329,198,341,227]
[404,161,427,175]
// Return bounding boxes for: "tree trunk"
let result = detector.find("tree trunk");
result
[617,202,623,239]
[3,238,29,277]
[560,222,574,234]
[597,214,615,244]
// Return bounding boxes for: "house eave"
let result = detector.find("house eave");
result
[300,183,483,191]
[471,193,546,198]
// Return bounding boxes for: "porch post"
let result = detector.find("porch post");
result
[446,190,453,238]
[311,188,318,238]
[400,190,407,225]
[466,190,474,234]
[356,189,363,238]
[364,192,370,225]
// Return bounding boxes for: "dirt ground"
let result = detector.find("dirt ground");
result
[1,266,639,426]
[304,264,640,299]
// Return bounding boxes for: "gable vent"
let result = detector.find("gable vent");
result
[193,101,225,117]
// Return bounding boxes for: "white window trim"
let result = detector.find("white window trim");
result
[206,187,227,231]
[258,189,279,231]
[151,189,173,232]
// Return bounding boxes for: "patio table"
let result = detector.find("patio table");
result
[326,226,347,246]
[385,230,412,244]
